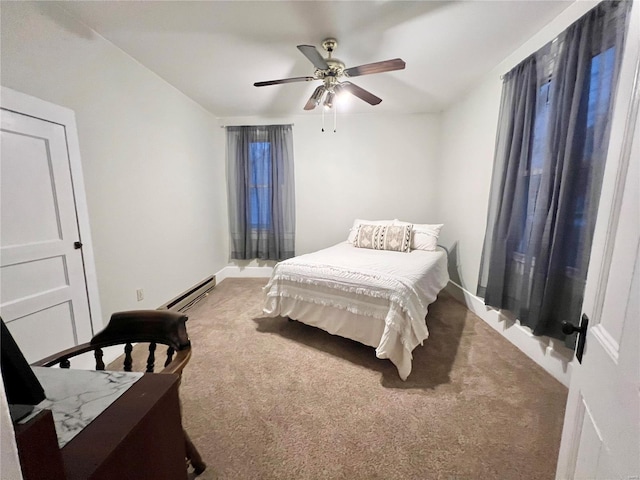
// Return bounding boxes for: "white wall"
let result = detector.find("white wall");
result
[438,78,501,290]
[0,2,228,322]
[219,112,442,260]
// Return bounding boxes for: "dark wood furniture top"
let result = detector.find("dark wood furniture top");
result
[15,373,187,480]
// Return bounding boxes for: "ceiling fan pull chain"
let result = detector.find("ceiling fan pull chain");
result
[334,104,337,133]
[321,107,325,132]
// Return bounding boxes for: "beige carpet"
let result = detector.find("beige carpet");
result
[179,278,567,480]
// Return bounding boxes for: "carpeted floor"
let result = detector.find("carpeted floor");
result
[179,278,567,480]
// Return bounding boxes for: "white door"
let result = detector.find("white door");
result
[555,62,640,478]
[0,106,94,363]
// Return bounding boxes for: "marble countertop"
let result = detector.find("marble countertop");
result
[20,367,143,448]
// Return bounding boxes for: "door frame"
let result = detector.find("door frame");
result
[1,86,103,335]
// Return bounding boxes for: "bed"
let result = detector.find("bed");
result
[262,222,449,380]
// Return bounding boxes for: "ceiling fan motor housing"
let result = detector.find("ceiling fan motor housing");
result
[316,58,345,90]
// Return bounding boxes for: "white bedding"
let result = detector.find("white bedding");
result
[262,242,449,380]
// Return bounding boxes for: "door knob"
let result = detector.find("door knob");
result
[561,320,586,335]
[562,314,589,364]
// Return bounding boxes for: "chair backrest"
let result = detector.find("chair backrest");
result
[33,310,192,376]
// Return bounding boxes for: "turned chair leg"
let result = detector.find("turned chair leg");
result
[184,429,206,475]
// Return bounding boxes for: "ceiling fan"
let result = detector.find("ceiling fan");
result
[254,38,406,110]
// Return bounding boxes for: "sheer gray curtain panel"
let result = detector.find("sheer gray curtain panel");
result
[477,1,631,342]
[226,125,295,261]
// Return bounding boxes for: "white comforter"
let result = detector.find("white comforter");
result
[262,242,449,379]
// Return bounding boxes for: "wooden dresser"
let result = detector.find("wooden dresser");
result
[14,374,187,480]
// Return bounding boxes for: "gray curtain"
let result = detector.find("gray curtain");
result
[478,1,631,342]
[226,125,295,261]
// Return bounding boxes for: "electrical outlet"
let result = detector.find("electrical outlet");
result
[136,289,144,302]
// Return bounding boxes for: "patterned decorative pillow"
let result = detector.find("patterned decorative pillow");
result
[347,219,394,244]
[354,224,412,253]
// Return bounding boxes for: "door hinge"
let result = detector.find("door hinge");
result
[74,241,83,249]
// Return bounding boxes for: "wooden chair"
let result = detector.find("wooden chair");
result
[33,309,207,476]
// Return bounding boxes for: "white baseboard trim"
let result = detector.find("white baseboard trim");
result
[445,281,573,387]
[216,266,274,283]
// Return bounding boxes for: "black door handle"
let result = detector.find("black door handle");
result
[562,313,589,364]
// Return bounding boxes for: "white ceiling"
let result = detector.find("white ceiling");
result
[54,1,573,117]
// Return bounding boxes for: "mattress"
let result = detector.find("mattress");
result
[262,242,450,379]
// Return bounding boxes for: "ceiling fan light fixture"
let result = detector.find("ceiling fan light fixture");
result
[334,87,351,109]
[304,85,326,110]
[324,91,335,108]
[310,85,324,105]
[334,83,348,99]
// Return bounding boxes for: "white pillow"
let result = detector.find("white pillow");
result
[347,219,394,244]
[393,220,443,251]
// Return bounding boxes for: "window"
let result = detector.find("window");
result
[517,48,616,272]
[477,0,630,341]
[226,124,295,261]
[249,141,272,229]
[564,47,616,271]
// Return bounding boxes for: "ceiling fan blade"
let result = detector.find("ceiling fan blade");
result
[297,45,329,70]
[254,76,315,87]
[344,58,406,77]
[340,82,382,105]
[304,85,325,110]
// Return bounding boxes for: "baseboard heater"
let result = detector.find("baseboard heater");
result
[159,275,216,312]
